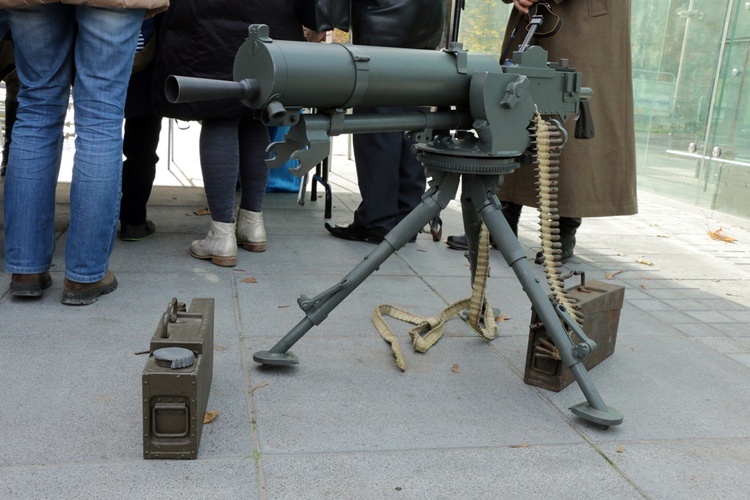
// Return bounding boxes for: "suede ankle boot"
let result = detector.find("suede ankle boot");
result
[236,208,266,252]
[190,220,237,267]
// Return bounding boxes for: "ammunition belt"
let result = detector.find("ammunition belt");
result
[533,111,582,326]
[373,223,497,370]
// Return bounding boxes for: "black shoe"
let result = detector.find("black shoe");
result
[446,234,468,251]
[446,233,498,251]
[325,222,384,244]
[120,220,156,241]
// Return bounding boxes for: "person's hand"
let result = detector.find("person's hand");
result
[513,0,541,15]
[303,27,328,43]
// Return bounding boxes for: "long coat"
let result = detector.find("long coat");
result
[151,1,304,121]
[0,0,168,17]
[498,0,637,218]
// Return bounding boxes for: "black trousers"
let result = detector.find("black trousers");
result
[351,106,426,237]
[120,113,162,225]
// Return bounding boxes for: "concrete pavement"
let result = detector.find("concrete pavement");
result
[1,127,749,499]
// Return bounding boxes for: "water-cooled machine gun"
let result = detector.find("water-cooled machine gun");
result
[167,23,623,428]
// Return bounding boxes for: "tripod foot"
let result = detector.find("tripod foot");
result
[253,350,299,366]
[569,401,623,427]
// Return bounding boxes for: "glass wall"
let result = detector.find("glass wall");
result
[632,0,750,219]
[457,0,750,220]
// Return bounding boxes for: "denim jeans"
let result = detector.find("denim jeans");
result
[3,5,144,282]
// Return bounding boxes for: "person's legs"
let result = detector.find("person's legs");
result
[395,124,426,225]
[326,106,406,243]
[4,5,74,282]
[558,216,582,254]
[237,116,270,212]
[501,201,522,236]
[120,112,161,239]
[190,117,240,266]
[0,35,18,175]
[445,200,523,251]
[199,118,240,223]
[351,106,407,236]
[64,5,143,286]
[236,116,269,252]
[0,36,18,176]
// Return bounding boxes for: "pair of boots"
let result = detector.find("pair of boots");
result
[445,202,581,264]
[190,208,266,267]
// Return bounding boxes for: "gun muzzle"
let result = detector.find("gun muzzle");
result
[165,75,260,104]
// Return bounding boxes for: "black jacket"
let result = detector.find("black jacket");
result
[152,1,305,120]
[351,0,445,49]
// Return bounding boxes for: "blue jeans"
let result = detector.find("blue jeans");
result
[3,5,144,282]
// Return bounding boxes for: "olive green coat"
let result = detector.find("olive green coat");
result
[499,0,637,217]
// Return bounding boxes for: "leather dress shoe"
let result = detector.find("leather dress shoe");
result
[445,233,498,251]
[325,222,385,244]
[446,234,469,250]
[10,272,52,297]
[120,220,156,241]
[62,270,118,306]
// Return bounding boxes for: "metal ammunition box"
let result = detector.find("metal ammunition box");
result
[142,298,214,459]
[524,280,624,392]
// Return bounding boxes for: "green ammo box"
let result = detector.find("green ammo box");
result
[142,298,214,459]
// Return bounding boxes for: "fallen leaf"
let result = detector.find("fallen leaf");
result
[249,381,269,394]
[496,315,511,322]
[241,277,258,283]
[204,410,219,424]
[451,363,461,374]
[708,227,735,243]
[214,344,227,352]
[605,270,624,280]
[640,284,649,290]
[194,207,211,216]
[509,443,529,448]
[635,257,653,266]
[616,445,625,453]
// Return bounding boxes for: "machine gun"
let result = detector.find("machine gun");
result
[167,24,623,428]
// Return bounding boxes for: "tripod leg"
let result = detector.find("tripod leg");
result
[462,176,623,427]
[254,172,461,366]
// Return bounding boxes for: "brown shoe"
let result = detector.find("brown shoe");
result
[62,270,118,306]
[10,272,53,297]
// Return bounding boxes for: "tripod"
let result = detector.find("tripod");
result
[253,151,623,428]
